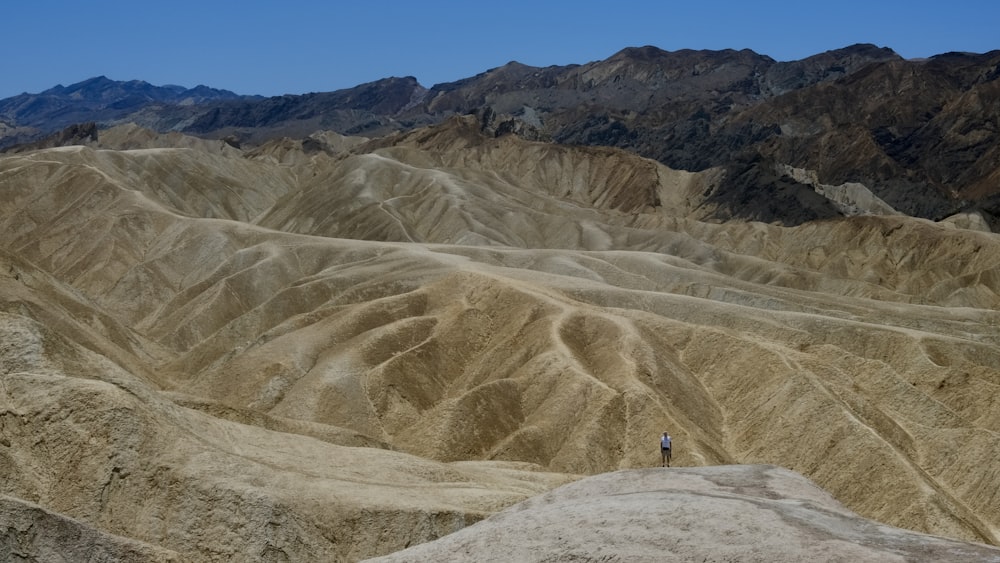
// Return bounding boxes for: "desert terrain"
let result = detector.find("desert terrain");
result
[1,116,999,560]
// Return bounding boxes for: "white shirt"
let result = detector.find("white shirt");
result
[661,435,671,449]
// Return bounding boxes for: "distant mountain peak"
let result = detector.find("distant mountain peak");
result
[610,45,771,62]
[34,75,246,102]
[827,43,899,57]
[611,45,670,60]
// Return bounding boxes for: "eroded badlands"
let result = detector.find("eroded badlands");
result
[1,121,999,560]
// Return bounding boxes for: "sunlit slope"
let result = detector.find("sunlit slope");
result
[1,127,998,547]
[148,237,1000,543]
[0,249,575,561]
[255,116,726,246]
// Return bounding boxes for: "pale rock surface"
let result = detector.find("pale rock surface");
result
[366,465,1000,562]
[939,210,994,233]
[779,164,901,217]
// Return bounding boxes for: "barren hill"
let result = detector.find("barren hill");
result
[1,121,999,560]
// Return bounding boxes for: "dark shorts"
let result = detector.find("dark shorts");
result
[661,447,671,453]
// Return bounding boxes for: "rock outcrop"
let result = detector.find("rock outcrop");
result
[366,465,1000,562]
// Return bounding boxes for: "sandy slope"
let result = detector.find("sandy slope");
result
[1,122,999,559]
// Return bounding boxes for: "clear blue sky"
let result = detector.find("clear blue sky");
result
[2,0,996,99]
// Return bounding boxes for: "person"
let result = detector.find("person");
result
[660,431,672,467]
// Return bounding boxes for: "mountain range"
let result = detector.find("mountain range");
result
[3,43,1000,226]
[2,43,1000,561]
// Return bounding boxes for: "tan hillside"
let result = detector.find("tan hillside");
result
[1,122,999,559]
[0,248,575,560]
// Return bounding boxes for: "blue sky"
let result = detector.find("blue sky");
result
[2,1,997,99]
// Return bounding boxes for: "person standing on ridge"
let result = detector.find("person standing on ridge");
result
[660,431,672,467]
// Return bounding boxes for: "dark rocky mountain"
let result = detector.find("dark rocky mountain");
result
[3,44,999,225]
[175,76,432,141]
[0,76,255,147]
[1,122,99,154]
